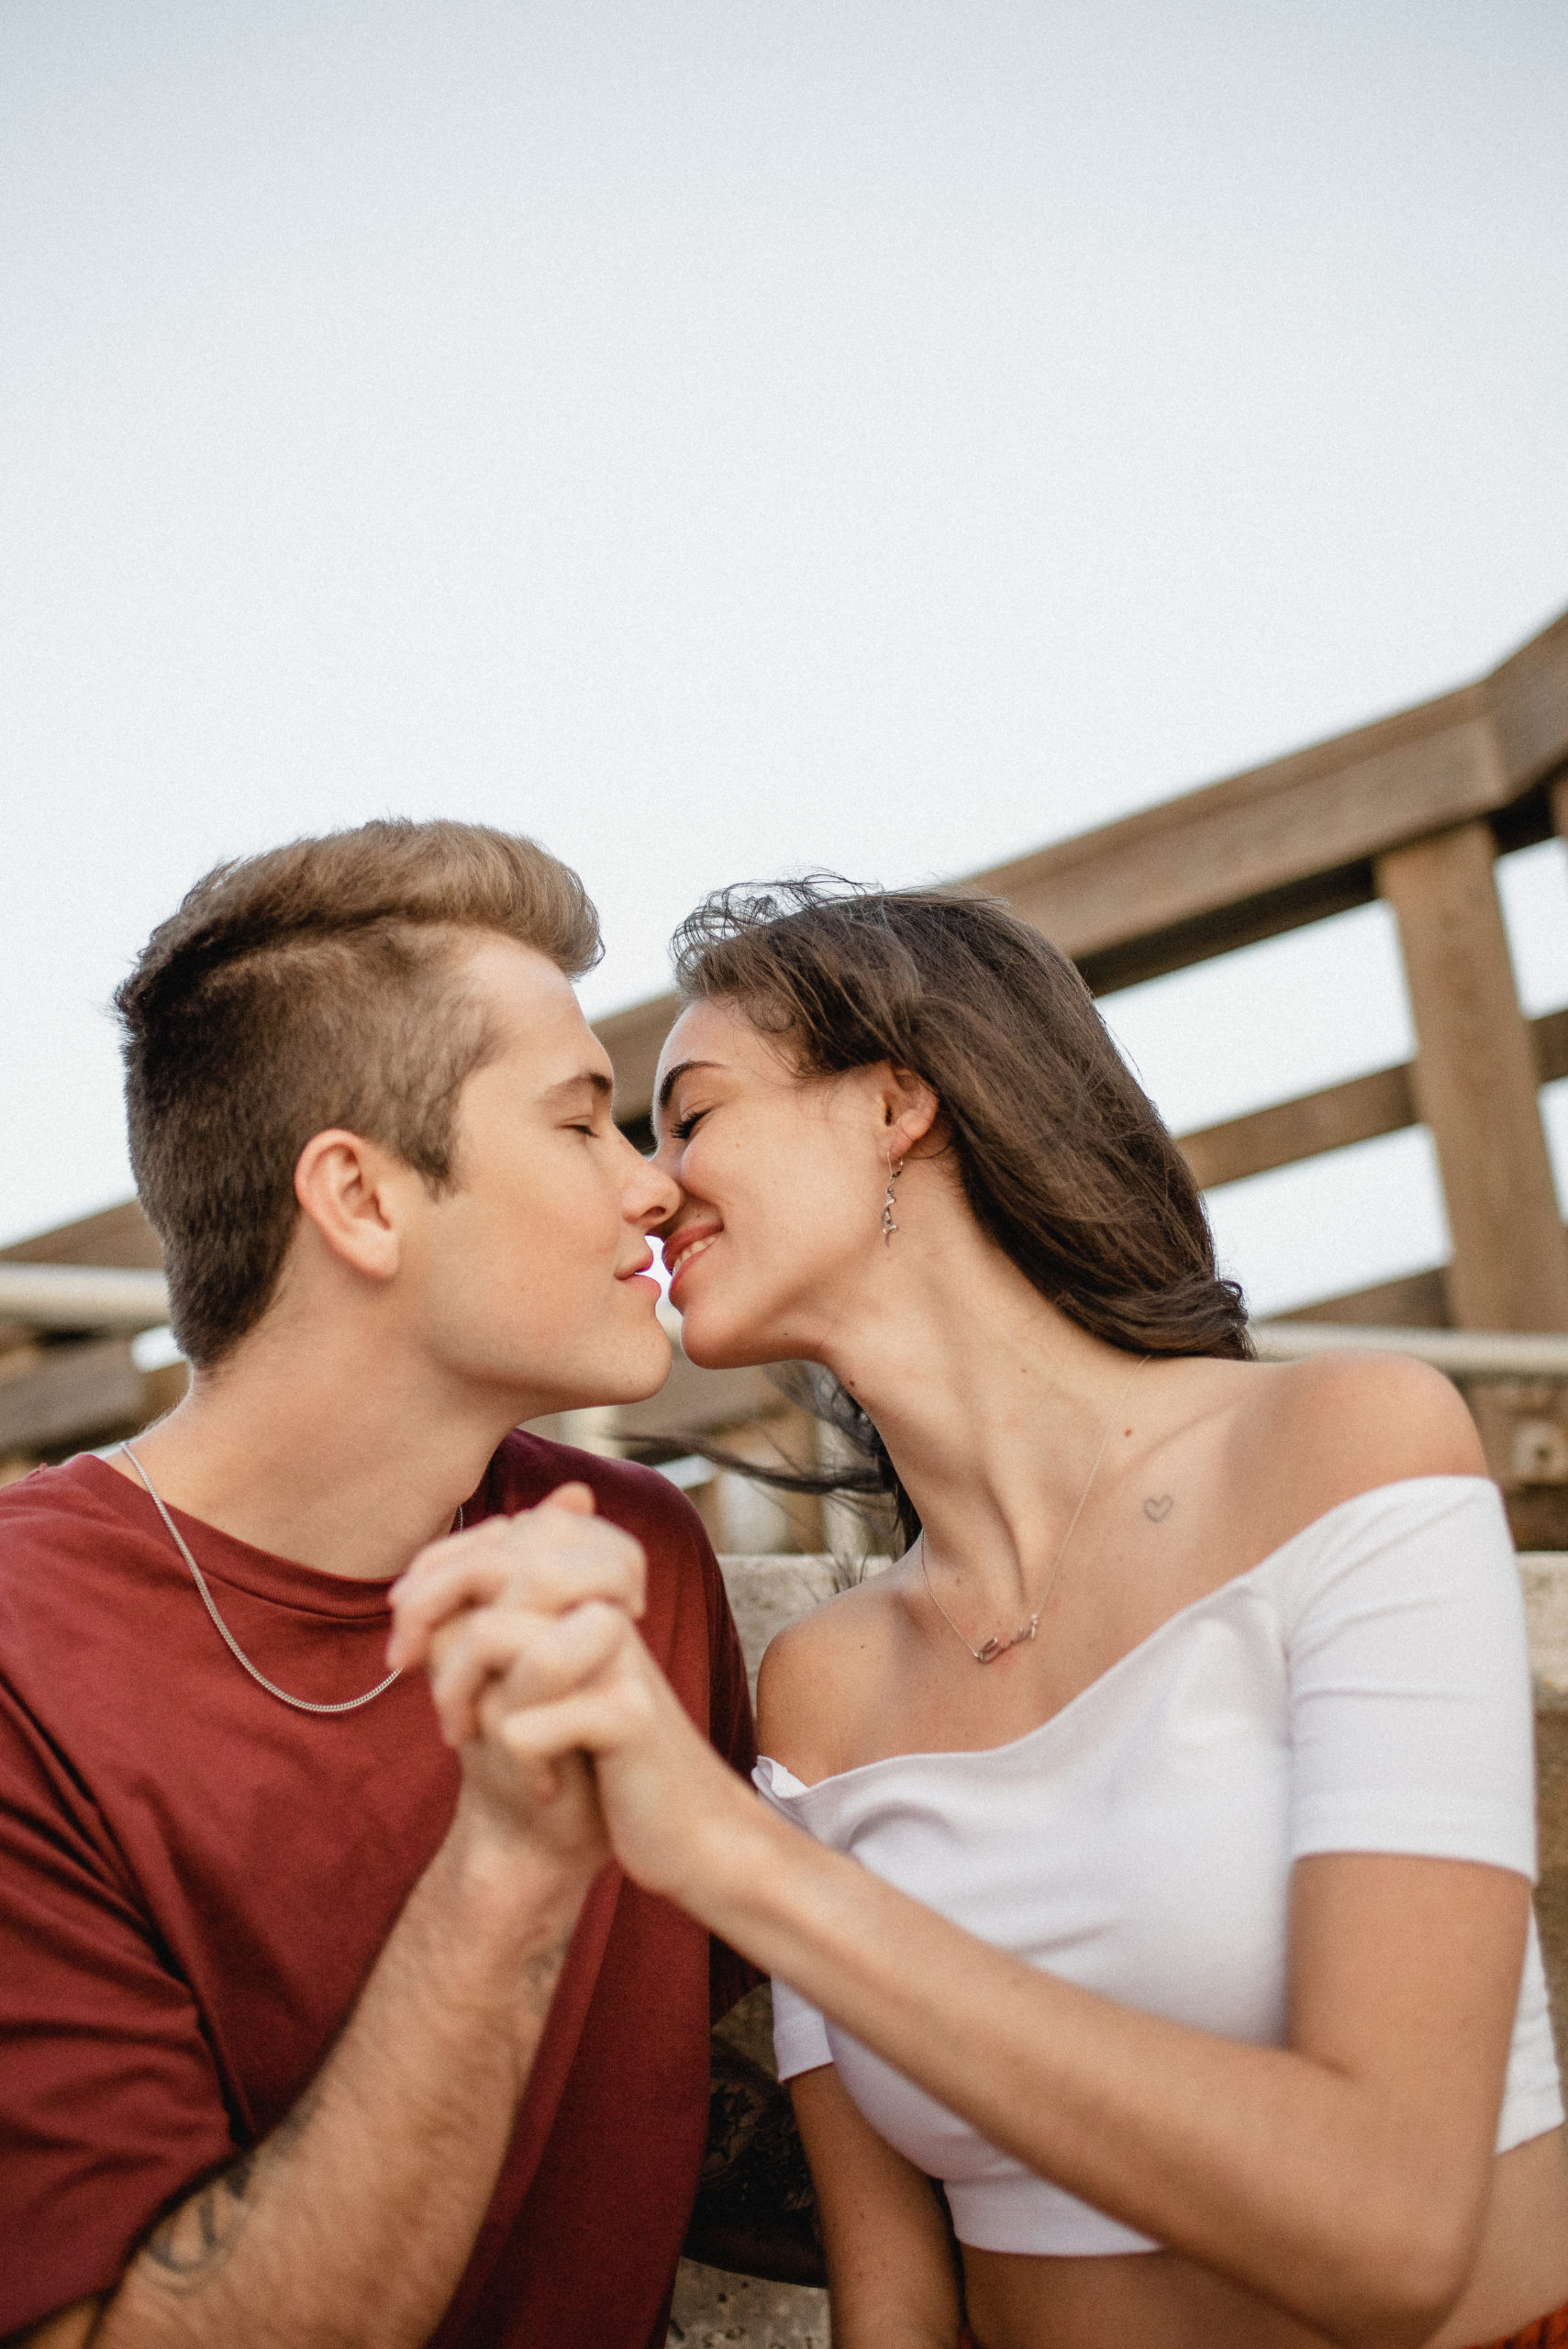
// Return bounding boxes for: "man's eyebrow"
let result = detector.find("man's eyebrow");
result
[542,1070,614,1103]
[656,1059,723,1115]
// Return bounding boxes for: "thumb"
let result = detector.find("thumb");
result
[540,1481,597,1518]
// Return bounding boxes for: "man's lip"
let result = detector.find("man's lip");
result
[617,1247,656,1282]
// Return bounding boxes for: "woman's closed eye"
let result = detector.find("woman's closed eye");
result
[671,1107,710,1141]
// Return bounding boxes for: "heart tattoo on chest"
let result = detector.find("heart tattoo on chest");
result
[1143,1494,1174,1523]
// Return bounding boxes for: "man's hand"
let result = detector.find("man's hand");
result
[389,1484,655,1878]
[392,1495,754,1909]
[390,1483,646,1745]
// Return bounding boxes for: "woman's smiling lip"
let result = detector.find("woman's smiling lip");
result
[664,1226,722,1297]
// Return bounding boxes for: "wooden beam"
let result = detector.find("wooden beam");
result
[594,993,682,1130]
[984,686,1498,965]
[980,604,1568,977]
[1376,821,1568,1332]
[1540,1007,1568,1088]
[593,605,1568,1121]
[9,616,1563,1239]
[0,1199,162,1270]
[1072,863,1378,998]
[1493,607,1568,795]
[0,1337,147,1454]
[595,691,1503,1121]
[1174,1004,1568,1192]
[0,1203,166,1354]
[1178,1065,1417,1191]
[602,938,1568,1164]
[1281,1265,1453,1330]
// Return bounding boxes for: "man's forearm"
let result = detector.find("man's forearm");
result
[92,1812,591,2349]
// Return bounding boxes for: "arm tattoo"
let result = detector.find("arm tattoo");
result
[142,2154,258,2286]
[139,2088,317,2293]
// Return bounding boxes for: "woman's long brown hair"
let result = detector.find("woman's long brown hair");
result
[668,877,1251,1548]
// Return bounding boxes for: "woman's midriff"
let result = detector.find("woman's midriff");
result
[960,2133,1568,2349]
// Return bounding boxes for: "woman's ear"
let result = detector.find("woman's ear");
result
[881,1067,942,1162]
[293,1129,404,1284]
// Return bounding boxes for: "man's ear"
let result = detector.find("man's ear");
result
[881,1066,941,1162]
[293,1129,406,1284]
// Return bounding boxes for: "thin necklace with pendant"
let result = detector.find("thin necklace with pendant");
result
[919,1354,1150,1665]
[120,1442,464,1716]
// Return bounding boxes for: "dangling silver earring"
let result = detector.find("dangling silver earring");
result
[882,1152,905,1245]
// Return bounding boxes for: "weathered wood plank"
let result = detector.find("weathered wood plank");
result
[988,690,1501,963]
[1492,607,1568,794]
[0,1338,147,1453]
[1071,863,1379,998]
[1174,1005,1568,1193]
[1178,1065,1417,1191]
[1282,1266,1453,1329]
[1536,1006,1568,1088]
[595,993,682,1130]
[595,607,1568,1123]
[0,1204,165,1354]
[1377,822,1568,1334]
[973,603,1566,970]
[596,698,1502,1123]
[0,1200,162,1270]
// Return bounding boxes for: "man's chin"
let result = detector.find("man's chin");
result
[522,1329,675,1418]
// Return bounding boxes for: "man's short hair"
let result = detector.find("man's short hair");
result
[115,818,602,1368]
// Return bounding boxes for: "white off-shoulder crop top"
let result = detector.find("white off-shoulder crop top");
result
[755,1478,1563,2258]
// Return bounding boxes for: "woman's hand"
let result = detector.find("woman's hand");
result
[489,1601,754,1905]
[389,1481,646,1745]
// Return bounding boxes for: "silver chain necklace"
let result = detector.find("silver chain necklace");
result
[120,1442,462,1716]
[918,1355,1150,1664]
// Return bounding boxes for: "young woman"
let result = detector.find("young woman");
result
[399,880,1568,2349]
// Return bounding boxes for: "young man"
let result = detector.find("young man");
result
[0,819,754,2349]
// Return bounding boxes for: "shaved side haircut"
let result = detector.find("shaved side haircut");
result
[116,818,601,1366]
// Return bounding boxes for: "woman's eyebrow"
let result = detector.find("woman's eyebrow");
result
[655,1058,724,1114]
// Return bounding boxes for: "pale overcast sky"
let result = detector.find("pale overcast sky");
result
[4,1,1567,1314]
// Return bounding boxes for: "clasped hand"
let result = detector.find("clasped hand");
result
[388,1486,736,1901]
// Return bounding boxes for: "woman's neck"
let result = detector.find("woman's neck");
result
[816,1218,1155,1616]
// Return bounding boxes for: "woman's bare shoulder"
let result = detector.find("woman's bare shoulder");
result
[1229,1349,1487,1538]
[756,1567,912,1781]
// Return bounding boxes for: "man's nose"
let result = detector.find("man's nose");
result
[621,1132,681,1230]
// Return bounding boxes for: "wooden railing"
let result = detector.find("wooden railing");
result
[5,605,1568,1531]
[592,601,1568,1544]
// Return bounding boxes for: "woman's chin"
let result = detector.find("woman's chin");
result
[676,1305,778,1373]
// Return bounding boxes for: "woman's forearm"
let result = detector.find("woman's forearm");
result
[790,2065,964,2349]
[674,1790,1500,2348]
[457,1585,1511,2346]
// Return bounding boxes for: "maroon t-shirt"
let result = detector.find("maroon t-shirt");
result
[0,1437,756,2343]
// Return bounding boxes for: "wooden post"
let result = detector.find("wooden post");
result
[1377,821,1568,1531]
[1552,774,1568,850]
[1376,821,1568,1332]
